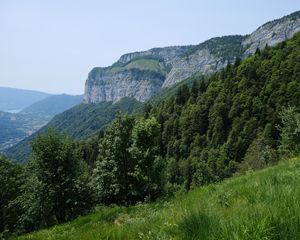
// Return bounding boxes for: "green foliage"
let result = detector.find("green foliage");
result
[146,32,300,190]
[5,97,142,163]
[5,26,300,239]
[278,106,300,157]
[18,129,93,232]
[148,73,205,105]
[240,137,277,172]
[17,157,300,240]
[0,155,23,236]
[0,111,29,150]
[129,117,162,201]
[89,66,166,86]
[184,35,246,60]
[124,59,163,72]
[92,115,135,204]
[92,116,163,204]
[0,95,82,152]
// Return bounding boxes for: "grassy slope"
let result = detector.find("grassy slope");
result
[124,59,162,72]
[18,157,300,240]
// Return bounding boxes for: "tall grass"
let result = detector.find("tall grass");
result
[17,157,300,240]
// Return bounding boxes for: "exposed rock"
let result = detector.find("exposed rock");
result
[117,46,191,65]
[84,10,300,103]
[163,49,229,88]
[243,11,300,55]
[83,68,165,103]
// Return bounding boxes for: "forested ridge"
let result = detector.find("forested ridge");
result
[1,32,300,238]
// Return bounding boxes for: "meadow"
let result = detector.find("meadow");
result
[18,157,300,240]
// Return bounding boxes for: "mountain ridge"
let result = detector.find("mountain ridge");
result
[84,10,300,103]
[0,87,51,112]
[0,94,83,152]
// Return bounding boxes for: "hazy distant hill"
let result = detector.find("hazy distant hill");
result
[0,87,51,112]
[21,94,83,119]
[0,94,83,152]
[5,97,142,162]
[0,111,29,150]
[6,10,300,163]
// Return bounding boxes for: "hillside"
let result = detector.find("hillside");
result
[17,157,300,239]
[2,11,300,240]
[20,94,83,119]
[6,24,300,164]
[0,94,83,152]
[4,97,142,162]
[0,87,51,112]
[0,111,30,151]
[6,10,300,160]
[84,10,300,103]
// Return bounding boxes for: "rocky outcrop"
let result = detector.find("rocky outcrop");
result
[117,46,191,65]
[242,11,300,55]
[84,68,165,103]
[162,36,242,87]
[84,10,300,103]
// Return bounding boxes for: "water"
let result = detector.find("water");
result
[5,109,22,113]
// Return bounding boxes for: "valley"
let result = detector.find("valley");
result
[1,8,300,240]
[0,94,83,151]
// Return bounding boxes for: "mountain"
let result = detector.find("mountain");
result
[17,157,300,239]
[4,97,142,162]
[0,111,31,151]
[20,94,83,120]
[0,87,51,112]
[84,10,300,104]
[39,97,141,139]
[6,10,300,163]
[0,94,83,152]
[4,12,300,239]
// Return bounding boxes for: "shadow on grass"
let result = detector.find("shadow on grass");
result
[178,210,219,240]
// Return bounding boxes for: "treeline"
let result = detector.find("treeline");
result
[1,33,300,237]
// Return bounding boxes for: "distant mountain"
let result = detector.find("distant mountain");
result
[21,94,83,120]
[6,10,300,163]
[0,94,83,152]
[84,10,300,104]
[0,87,51,112]
[5,97,142,162]
[0,111,29,151]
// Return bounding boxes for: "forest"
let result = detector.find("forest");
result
[1,32,300,238]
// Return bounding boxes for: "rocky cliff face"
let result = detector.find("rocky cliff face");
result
[83,46,190,103]
[84,68,165,103]
[242,11,300,56]
[84,10,300,103]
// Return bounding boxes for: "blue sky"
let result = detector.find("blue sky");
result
[0,0,300,94]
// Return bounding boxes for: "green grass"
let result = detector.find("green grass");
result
[17,157,300,239]
[124,59,162,72]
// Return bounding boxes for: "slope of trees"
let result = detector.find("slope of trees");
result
[5,97,142,163]
[2,32,300,237]
[0,156,23,236]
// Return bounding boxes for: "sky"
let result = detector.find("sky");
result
[0,1,300,95]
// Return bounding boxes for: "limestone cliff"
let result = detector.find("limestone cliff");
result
[84,10,300,103]
[243,11,300,55]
